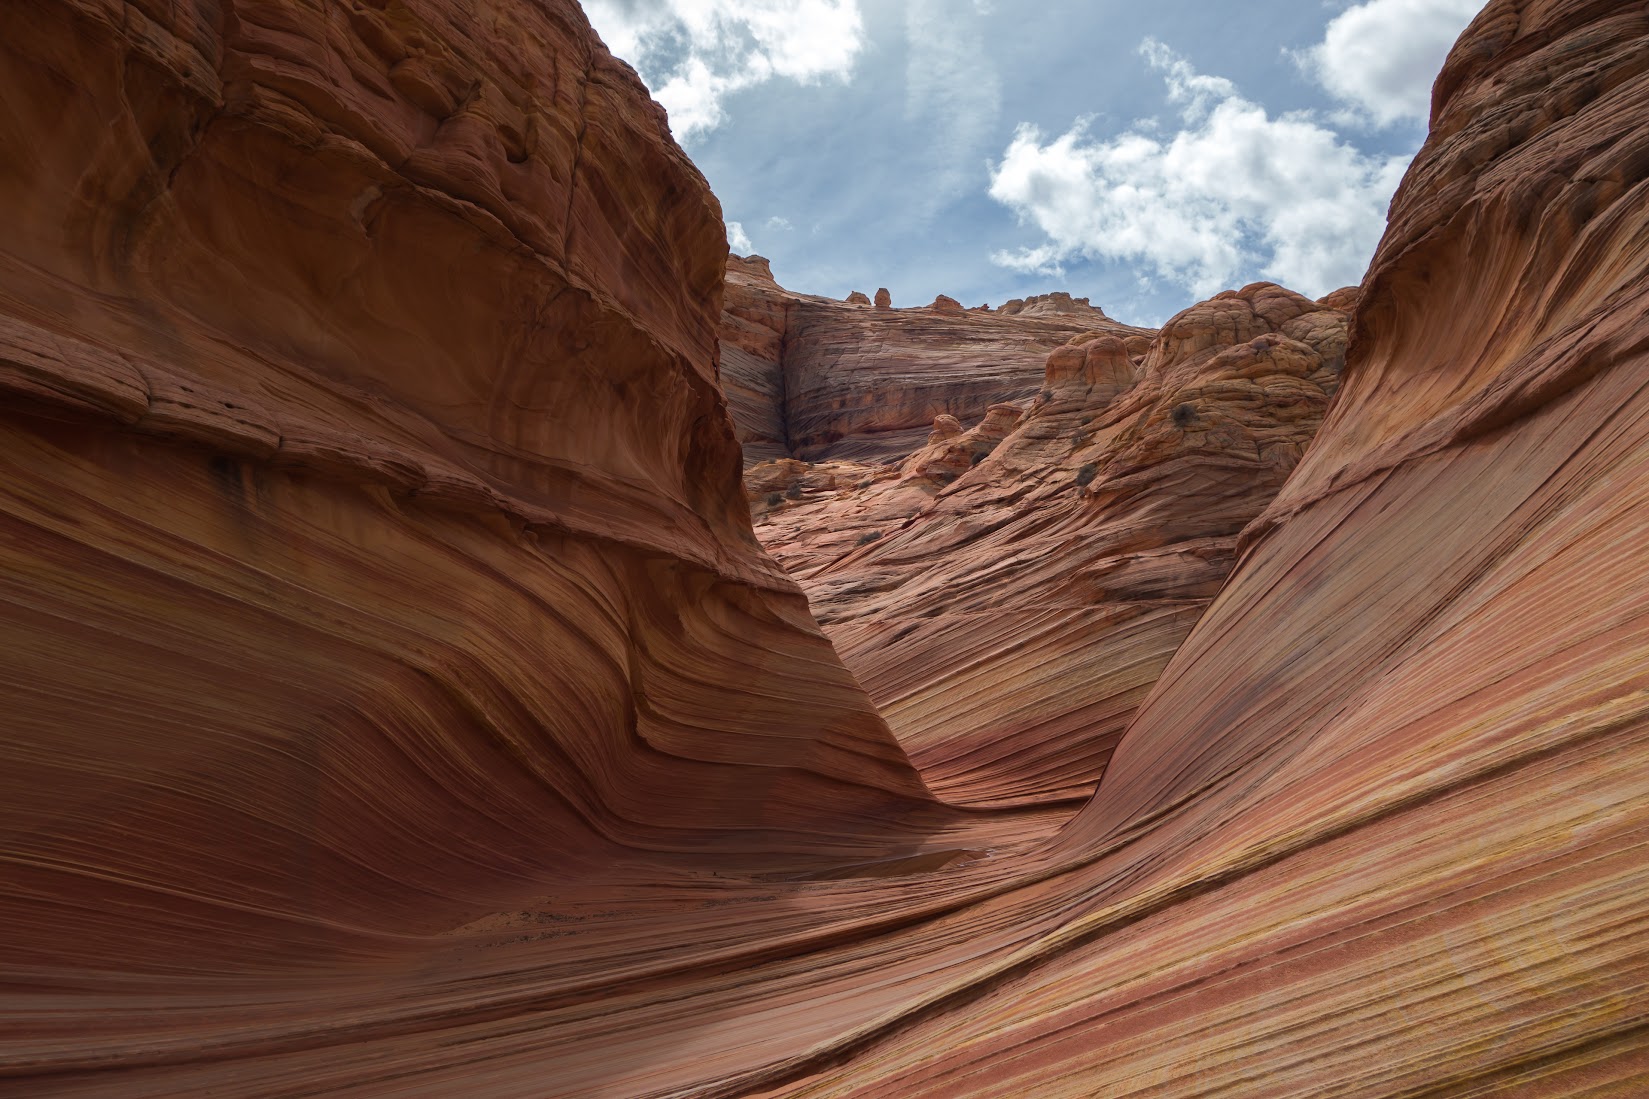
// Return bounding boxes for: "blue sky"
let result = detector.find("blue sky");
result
[584,0,1487,326]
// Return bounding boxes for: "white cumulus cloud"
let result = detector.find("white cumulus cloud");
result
[584,0,865,141]
[1302,0,1486,128]
[987,41,1410,300]
[727,220,754,254]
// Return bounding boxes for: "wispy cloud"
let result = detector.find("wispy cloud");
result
[584,0,865,141]
[988,40,1410,299]
[904,0,1002,213]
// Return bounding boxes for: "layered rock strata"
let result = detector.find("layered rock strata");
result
[753,2,1649,1093]
[754,284,1350,807]
[0,0,970,1085]
[3,1,1647,1097]
[720,255,1143,464]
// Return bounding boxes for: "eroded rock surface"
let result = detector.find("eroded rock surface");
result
[5,1,1648,1097]
[0,1,973,1088]
[756,283,1349,807]
[720,255,1142,464]
[759,2,1649,1093]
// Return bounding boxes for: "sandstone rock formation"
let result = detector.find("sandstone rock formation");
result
[756,282,1349,807]
[720,255,794,464]
[5,1,1648,1097]
[774,6,1649,1092]
[720,256,1142,464]
[0,1,975,1089]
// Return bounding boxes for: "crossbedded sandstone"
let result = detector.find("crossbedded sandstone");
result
[754,283,1350,808]
[720,255,1137,464]
[0,0,965,1080]
[1,1,1645,1097]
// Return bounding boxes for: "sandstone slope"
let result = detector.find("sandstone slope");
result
[3,0,1647,1097]
[754,284,1349,808]
[762,1,1649,1092]
[0,0,982,1086]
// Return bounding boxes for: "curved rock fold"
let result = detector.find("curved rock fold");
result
[3,1,1647,1097]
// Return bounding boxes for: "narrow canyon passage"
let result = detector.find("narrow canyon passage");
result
[1,1,1646,1097]
[734,264,1351,811]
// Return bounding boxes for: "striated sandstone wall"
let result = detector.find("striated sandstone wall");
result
[4,0,1648,1096]
[769,1,1649,1093]
[0,0,961,1065]
[754,283,1350,808]
[720,255,1141,464]
[720,255,794,464]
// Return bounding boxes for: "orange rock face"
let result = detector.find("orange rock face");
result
[720,256,1140,463]
[6,0,1649,1097]
[756,283,1349,808]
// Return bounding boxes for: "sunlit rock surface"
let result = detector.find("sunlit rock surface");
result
[4,0,1648,1097]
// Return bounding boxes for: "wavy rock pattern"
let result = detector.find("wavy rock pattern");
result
[754,284,1349,808]
[0,0,971,1086]
[3,0,1648,1097]
[720,255,1139,464]
[755,1,1649,1092]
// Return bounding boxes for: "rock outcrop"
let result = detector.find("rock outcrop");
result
[5,1,1648,1097]
[999,291,1107,317]
[756,282,1349,807]
[721,256,1142,464]
[719,255,794,463]
[747,2,1649,1093]
[0,1,969,1089]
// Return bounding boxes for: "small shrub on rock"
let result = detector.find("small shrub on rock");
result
[1075,463,1098,488]
[784,483,804,501]
[1172,402,1197,428]
[856,531,883,547]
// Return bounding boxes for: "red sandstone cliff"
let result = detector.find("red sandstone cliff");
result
[0,0,977,1084]
[3,1,1647,1096]
[751,3,1649,1093]
[754,283,1350,809]
[720,254,1142,464]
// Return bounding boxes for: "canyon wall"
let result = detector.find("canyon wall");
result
[754,283,1350,808]
[3,0,1647,1097]
[721,255,1141,463]
[0,0,969,1083]
[764,1,1649,1093]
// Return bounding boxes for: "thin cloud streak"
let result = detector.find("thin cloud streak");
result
[903,0,1003,214]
